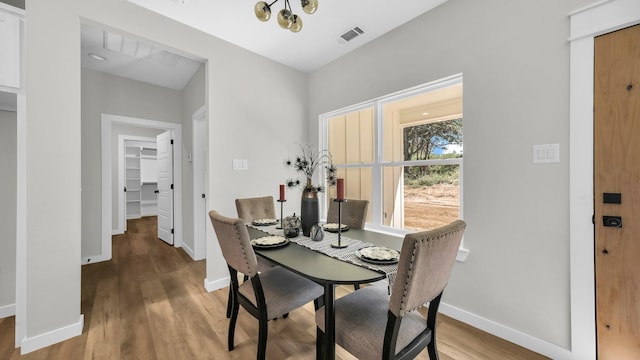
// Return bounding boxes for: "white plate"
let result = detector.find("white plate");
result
[356,246,400,263]
[252,218,278,226]
[251,236,288,248]
[323,223,349,232]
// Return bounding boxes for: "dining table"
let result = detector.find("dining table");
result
[247,225,403,360]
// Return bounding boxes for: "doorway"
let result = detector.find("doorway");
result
[119,136,158,233]
[100,113,183,263]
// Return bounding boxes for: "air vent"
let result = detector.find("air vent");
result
[338,26,365,44]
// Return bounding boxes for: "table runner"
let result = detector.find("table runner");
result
[249,223,398,289]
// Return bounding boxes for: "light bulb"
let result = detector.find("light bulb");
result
[254,1,271,22]
[277,8,293,29]
[301,0,317,14]
[290,14,302,32]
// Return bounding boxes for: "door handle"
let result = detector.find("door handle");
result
[603,216,622,228]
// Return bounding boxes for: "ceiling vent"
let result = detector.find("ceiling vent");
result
[338,26,365,44]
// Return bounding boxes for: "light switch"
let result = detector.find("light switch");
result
[533,144,560,163]
[232,159,248,170]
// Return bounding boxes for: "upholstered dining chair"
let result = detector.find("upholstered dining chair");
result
[315,219,466,360]
[209,210,324,360]
[231,196,279,317]
[235,196,277,223]
[327,198,370,290]
[326,198,369,229]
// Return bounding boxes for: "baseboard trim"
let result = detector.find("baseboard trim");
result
[204,276,230,292]
[439,303,572,360]
[20,314,84,355]
[81,254,111,265]
[182,242,195,260]
[0,303,15,319]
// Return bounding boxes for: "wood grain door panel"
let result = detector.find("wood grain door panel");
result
[594,23,640,359]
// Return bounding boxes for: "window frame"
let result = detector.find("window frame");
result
[318,73,468,260]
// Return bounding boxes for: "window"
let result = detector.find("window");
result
[321,75,463,234]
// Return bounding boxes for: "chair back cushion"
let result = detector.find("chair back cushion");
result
[389,220,466,316]
[208,210,258,277]
[235,196,277,223]
[326,198,369,229]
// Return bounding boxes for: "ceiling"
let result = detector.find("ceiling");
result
[81,24,204,90]
[80,0,448,90]
[127,0,447,73]
[2,1,450,110]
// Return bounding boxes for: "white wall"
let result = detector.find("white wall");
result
[25,0,82,339]
[23,0,308,349]
[0,109,16,312]
[308,0,593,353]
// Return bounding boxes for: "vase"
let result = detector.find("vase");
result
[301,178,319,237]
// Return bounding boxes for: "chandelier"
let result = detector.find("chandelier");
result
[254,0,318,33]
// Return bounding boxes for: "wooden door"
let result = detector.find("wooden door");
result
[594,23,640,359]
[157,130,174,245]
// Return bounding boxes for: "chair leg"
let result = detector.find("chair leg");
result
[226,289,233,318]
[228,294,239,351]
[353,283,360,290]
[257,316,269,360]
[316,328,325,360]
[426,292,443,360]
[427,340,439,360]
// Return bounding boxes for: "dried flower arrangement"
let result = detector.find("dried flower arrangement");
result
[284,144,336,192]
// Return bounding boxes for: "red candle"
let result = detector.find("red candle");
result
[279,184,286,201]
[336,178,344,200]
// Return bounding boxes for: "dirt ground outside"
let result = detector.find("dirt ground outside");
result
[403,183,460,231]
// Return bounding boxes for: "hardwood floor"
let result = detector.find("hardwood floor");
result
[0,217,548,359]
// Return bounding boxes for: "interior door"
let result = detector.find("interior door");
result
[157,130,174,245]
[594,23,640,359]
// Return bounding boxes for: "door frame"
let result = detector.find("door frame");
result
[192,105,207,260]
[100,113,183,262]
[569,1,640,359]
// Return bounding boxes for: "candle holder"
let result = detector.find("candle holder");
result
[331,199,350,248]
[276,199,286,229]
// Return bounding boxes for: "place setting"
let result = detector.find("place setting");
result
[251,218,279,226]
[250,235,289,249]
[323,223,349,233]
[354,245,400,265]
